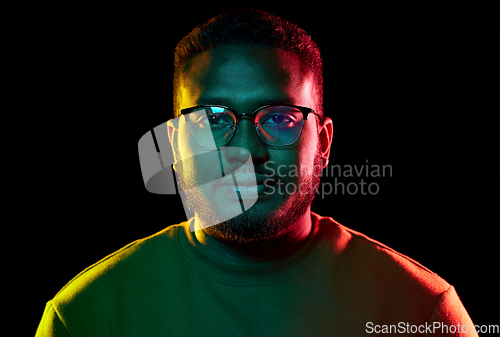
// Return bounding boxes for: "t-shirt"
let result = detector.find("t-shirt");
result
[36,213,477,336]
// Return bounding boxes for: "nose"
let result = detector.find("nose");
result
[224,118,269,165]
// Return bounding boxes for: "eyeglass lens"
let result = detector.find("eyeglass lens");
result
[186,106,305,147]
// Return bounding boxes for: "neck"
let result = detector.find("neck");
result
[194,209,313,265]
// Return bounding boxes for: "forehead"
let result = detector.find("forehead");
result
[179,46,316,110]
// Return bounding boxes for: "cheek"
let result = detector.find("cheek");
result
[269,140,318,183]
[177,127,195,169]
[266,120,319,180]
[297,120,320,168]
[176,125,221,183]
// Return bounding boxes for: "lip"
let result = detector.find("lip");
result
[215,173,276,198]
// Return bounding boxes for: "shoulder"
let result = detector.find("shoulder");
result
[51,223,186,309]
[312,212,450,296]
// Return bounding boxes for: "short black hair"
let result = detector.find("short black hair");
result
[173,8,323,118]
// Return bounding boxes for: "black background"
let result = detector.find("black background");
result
[27,3,499,334]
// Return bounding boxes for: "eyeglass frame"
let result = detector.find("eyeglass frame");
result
[180,104,321,148]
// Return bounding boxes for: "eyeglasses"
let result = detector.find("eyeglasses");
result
[180,104,319,148]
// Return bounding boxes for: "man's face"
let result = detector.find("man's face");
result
[169,45,330,243]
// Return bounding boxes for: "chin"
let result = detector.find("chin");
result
[203,191,315,244]
[203,210,286,244]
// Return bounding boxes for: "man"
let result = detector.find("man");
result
[37,9,477,336]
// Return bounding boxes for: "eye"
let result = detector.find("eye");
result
[206,113,231,126]
[208,114,221,125]
[270,115,289,124]
[261,113,296,127]
[188,107,236,132]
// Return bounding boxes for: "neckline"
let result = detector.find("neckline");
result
[175,212,332,285]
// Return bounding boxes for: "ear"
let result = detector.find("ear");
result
[318,117,333,169]
[167,117,180,171]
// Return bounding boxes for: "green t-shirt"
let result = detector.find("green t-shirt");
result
[36,213,476,336]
